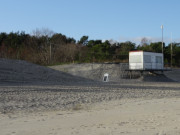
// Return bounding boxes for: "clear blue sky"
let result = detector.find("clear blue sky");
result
[0,0,180,45]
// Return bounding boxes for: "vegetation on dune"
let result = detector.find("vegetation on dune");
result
[0,29,179,67]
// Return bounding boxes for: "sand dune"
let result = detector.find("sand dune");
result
[0,59,179,85]
[0,59,94,85]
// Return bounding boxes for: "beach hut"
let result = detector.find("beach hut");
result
[129,51,164,70]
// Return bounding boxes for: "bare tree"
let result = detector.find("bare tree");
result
[141,37,151,47]
[30,28,55,65]
[32,28,54,38]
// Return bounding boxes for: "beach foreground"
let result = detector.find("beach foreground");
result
[1,98,180,135]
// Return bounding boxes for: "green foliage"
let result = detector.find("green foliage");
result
[78,36,88,45]
[150,42,163,53]
[87,40,102,47]
[137,42,164,53]
[0,30,180,67]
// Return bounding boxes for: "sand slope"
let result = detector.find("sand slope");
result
[50,63,126,81]
[0,59,93,85]
[50,63,179,82]
[164,68,180,82]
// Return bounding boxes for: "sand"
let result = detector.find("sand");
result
[0,59,180,135]
[1,98,180,135]
[1,83,180,113]
[1,82,180,135]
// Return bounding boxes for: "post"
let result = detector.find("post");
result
[171,33,173,68]
[161,25,164,54]
[50,43,51,64]
[161,25,164,70]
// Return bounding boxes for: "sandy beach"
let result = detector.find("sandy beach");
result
[1,98,180,135]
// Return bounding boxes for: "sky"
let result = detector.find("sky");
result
[0,0,180,45]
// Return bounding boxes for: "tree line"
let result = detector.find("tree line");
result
[0,29,180,67]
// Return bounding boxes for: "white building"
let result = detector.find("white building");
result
[129,51,164,70]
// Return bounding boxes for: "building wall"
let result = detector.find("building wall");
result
[129,51,143,69]
[129,51,163,70]
[143,52,163,70]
